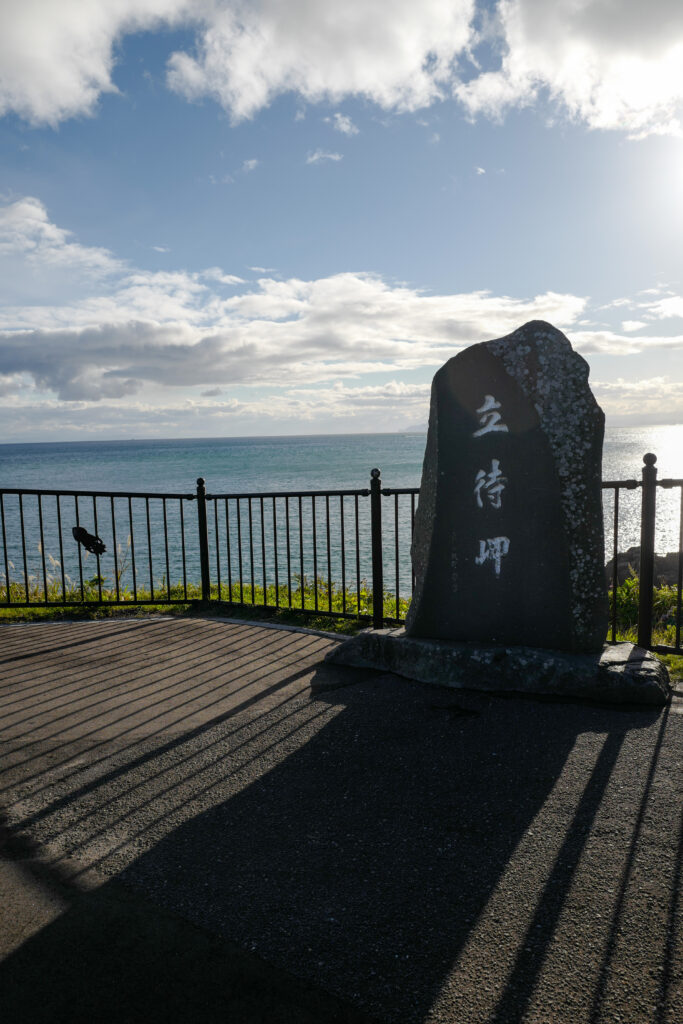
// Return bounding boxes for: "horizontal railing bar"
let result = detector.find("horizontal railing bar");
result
[381,487,420,496]
[207,488,371,500]
[0,481,648,500]
[1,598,197,608]
[0,488,196,500]
[658,479,683,488]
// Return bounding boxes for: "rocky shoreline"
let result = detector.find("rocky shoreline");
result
[605,545,682,587]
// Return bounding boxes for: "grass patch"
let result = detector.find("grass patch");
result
[0,573,410,635]
[609,573,683,683]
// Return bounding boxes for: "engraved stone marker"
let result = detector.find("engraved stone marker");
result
[404,320,609,652]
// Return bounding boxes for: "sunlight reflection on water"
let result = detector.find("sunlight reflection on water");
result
[602,425,683,556]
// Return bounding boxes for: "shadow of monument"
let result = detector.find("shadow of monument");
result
[0,663,671,1024]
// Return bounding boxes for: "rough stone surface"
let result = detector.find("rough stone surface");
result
[326,629,671,706]
[405,319,609,652]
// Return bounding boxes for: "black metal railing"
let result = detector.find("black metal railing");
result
[0,487,198,607]
[202,482,372,621]
[2,454,682,654]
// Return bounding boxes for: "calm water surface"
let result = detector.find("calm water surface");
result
[1,427,682,601]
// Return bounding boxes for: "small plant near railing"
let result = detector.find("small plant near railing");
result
[608,572,683,681]
[609,572,681,645]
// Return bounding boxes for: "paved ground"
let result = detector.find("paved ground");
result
[0,616,681,1024]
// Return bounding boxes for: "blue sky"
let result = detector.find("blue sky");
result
[2,0,683,441]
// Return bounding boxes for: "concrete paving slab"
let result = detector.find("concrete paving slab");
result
[0,617,681,1023]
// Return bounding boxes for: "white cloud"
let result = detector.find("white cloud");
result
[4,194,683,436]
[152,245,170,253]
[242,158,259,173]
[0,0,190,126]
[643,295,683,320]
[457,0,683,137]
[0,196,589,403]
[475,166,486,174]
[0,195,122,276]
[330,112,359,135]
[592,376,683,423]
[306,149,343,164]
[167,1,475,121]
[573,329,683,356]
[3,2,683,138]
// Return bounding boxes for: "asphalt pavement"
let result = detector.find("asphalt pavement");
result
[0,616,681,1023]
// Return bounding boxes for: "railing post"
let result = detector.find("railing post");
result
[370,468,384,629]
[638,453,657,648]
[196,477,211,602]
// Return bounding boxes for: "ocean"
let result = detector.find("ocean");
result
[1,426,682,603]
[2,425,683,494]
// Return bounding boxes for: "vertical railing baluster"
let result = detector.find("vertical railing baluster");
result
[180,499,188,601]
[38,494,48,603]
[260,496,266,604]
[75,496,85,602]
[285,496,291,608]
[340,495,346,617]
[213,498,221,600]
[298,496,304,609]
[91,496,102,602]
[237,497,244,604]
[394,492,399,619]
[196,478,211,602]
[312,495,318,611]
[638,454,657,649]
[410,491,416,593]
[164,498,171,601]
[611,487,619,644]
[225,499,232,603]
[248,497,255,604]
[273,497,279,609]
[676,488,683,651]
[354,493,361,614]
[145,497,154,601]
[56,495,66,602]
[326,494,332,613]
[370,468,383,629]
[128,497,137,602]
[111,497,120,602]
[1,494,11,604]
[18,493,29,603]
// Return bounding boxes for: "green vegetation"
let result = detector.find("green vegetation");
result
[0,569,411,634]
[1,564,680,682]
[608,572,683,682]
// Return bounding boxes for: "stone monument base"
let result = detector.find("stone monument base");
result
[325,629,671,707]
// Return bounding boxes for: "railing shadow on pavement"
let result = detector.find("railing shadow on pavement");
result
[2,642,676,1023]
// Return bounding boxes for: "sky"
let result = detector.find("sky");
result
[2,0,683,442]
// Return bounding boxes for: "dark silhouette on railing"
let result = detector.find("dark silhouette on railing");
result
[72,526,106,556]
[2,454,682,653]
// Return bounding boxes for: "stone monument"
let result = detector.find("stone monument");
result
[326,321,670,706]
[405,319,608,652]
